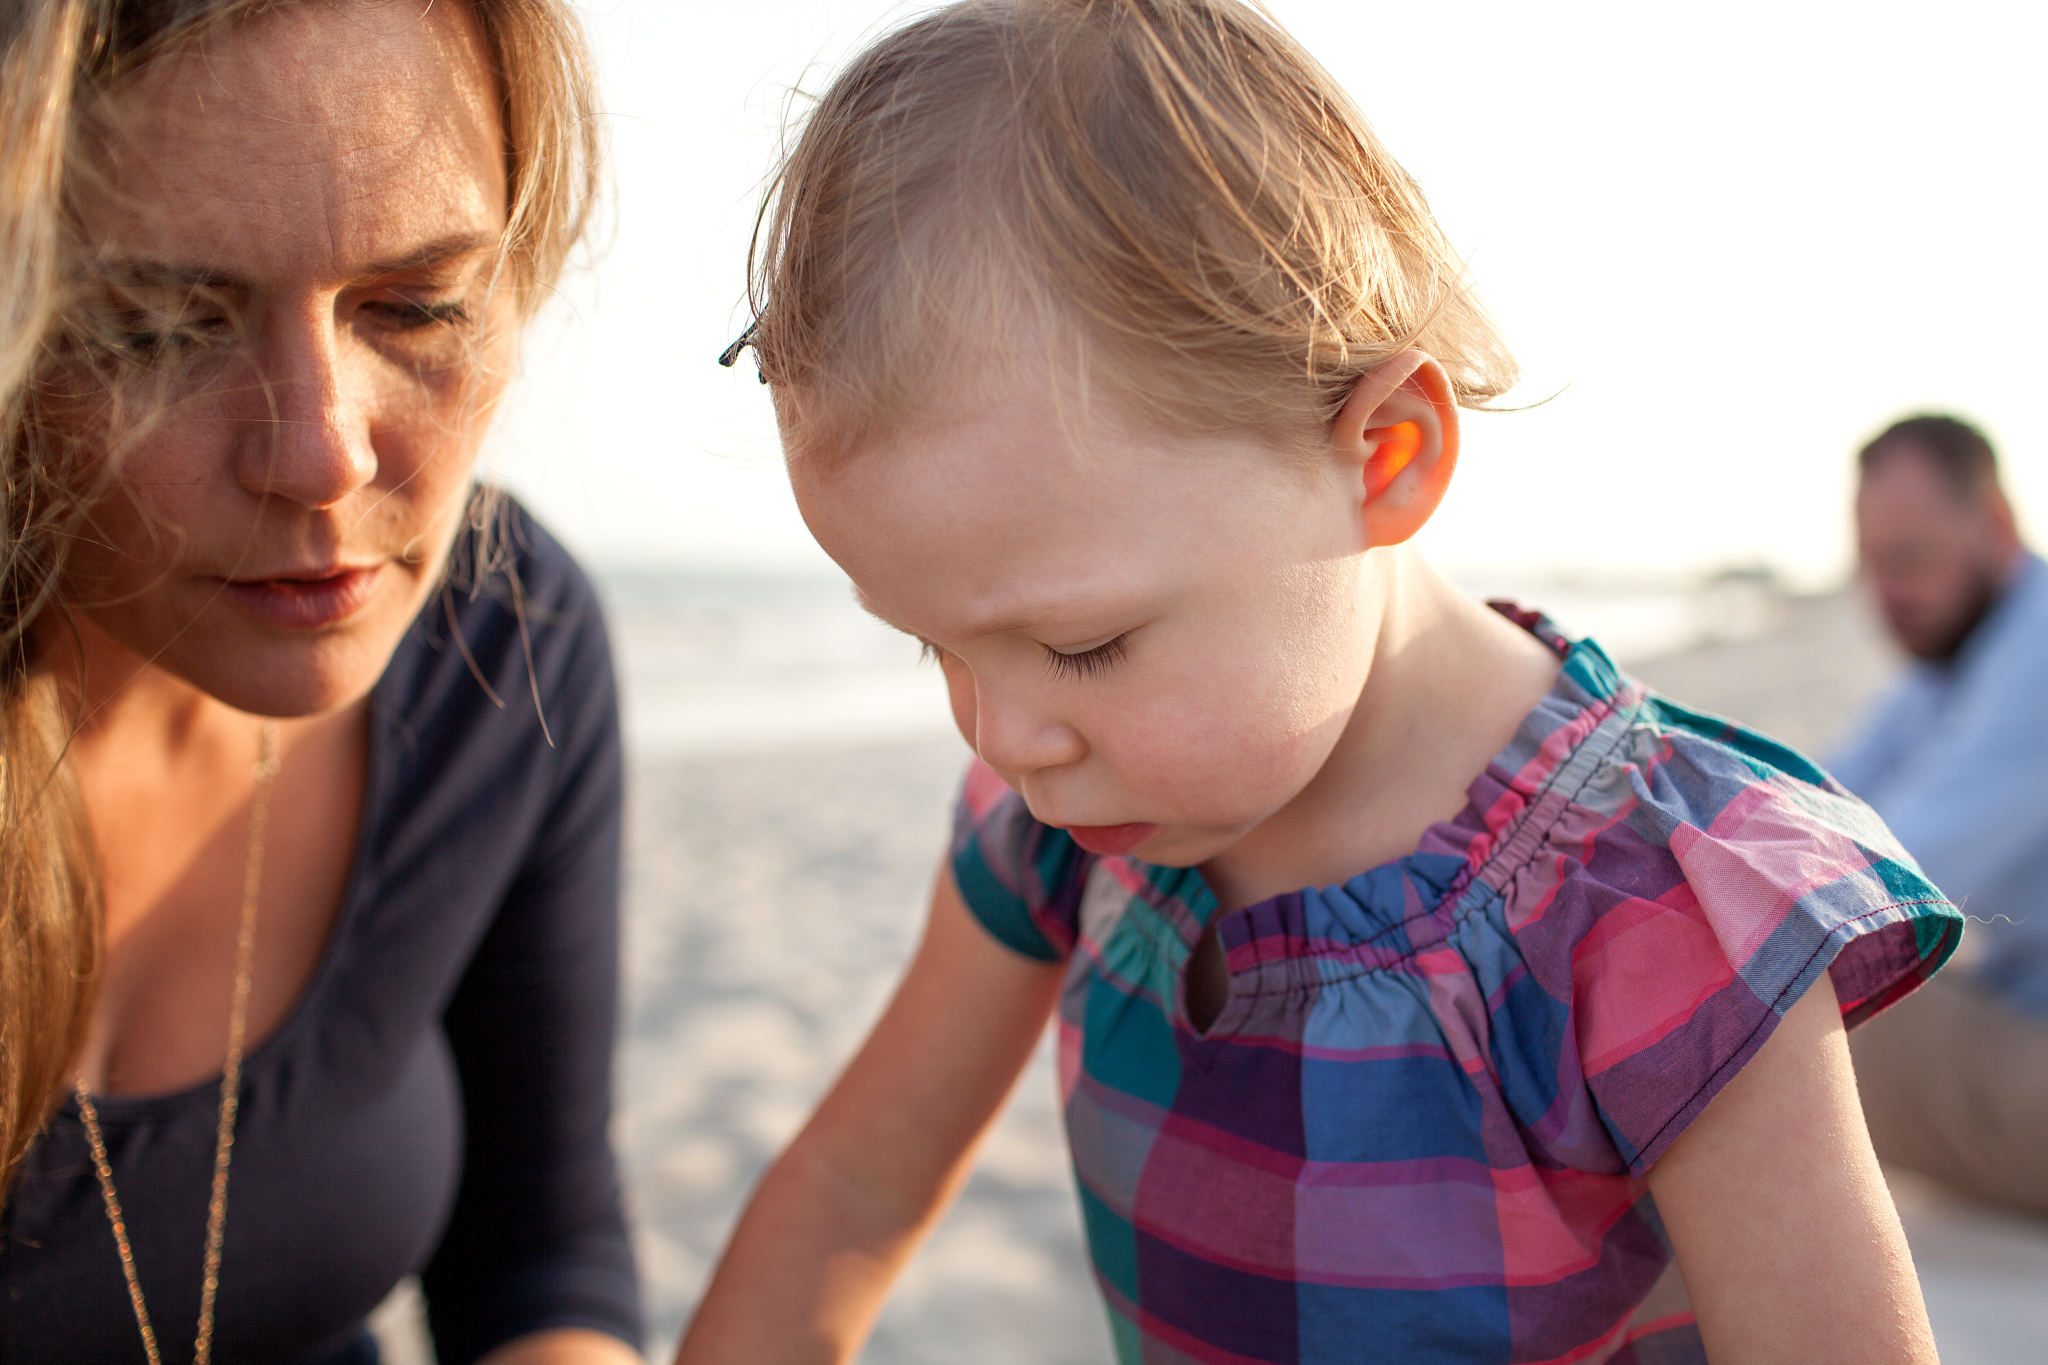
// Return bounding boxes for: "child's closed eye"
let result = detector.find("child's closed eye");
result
[1044,634,1129,681]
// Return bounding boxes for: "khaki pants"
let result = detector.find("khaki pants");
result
[1850,971,2048,1219]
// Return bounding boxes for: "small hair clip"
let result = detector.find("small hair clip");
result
[718,322,769,382]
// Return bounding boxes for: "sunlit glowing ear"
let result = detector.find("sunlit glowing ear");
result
[1330,351,1460,548]
[1362,421,1424,501]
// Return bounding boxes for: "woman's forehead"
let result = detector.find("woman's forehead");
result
[80,2,505,279]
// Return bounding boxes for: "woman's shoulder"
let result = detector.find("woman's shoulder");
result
[379,489,614,732]
[441,489,610,668]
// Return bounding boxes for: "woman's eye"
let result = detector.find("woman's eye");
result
[369,299,473,332]
[1044,634,1129,681]
[111,313,233,359]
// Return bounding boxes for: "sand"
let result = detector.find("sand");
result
[616,735,1095,1362]
[373,586,2048,1363]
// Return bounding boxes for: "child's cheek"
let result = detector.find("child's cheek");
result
[1111,683,1301,821]
[940,654,977,748]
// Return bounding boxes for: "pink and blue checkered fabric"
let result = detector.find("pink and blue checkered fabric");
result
[950,610,1960,1364]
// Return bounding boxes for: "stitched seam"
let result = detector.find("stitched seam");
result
[1217,691,1647,994]
[1628,898,1952,1173]
[1449,690,1646,922]
[1318,690,1643,959]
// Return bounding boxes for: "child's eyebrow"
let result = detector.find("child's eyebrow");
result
[849,586,919,638]
[853,584,1146,648]
[955,587,1144,639]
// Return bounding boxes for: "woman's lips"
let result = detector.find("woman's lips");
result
[1064,823,1159,856]
[219,565,383,630]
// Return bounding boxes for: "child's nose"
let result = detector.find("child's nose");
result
[970,679,1087,779]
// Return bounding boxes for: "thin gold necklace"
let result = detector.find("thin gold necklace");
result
[74,721,281,1365]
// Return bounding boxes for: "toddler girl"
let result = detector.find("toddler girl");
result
[681,2,1958,1361]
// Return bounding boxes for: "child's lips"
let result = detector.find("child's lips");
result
[1064,823,1159,856]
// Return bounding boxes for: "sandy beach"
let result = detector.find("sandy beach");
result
[371,582,2048,1363]
[616,735,1096,1363]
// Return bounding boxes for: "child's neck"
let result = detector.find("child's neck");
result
[1199,547,1562,914]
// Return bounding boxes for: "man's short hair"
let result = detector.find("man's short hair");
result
[1859,414,2000,500]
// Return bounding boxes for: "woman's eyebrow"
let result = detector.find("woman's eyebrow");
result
[360,232,499,277]
[97,259,241,290]
[92,233,498,292]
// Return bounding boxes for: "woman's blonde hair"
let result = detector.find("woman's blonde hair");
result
[0,0,100,1212]
[749,0,1517,461]
[0,0,602,1203]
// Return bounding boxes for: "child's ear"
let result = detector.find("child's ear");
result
[1329,351,1460,548]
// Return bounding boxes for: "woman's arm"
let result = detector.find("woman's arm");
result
[1647,973,1938,1363]
[675,867,1065,1365]
[482,1329,644,1364]
[422,558,643,1364]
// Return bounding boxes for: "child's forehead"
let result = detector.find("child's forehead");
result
[849,568,1151,639]
[826,383,1293,520]
[828,330,1303,464]
[799,394,1330,626]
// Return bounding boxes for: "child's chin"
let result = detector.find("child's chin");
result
[1065,822,1160,857]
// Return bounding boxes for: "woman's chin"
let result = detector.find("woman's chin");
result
[142,613,403,719]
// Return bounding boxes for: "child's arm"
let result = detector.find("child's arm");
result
[1647,973,1939,1364]
[674,867,1065,1365]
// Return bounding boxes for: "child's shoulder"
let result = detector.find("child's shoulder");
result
[951,614,1962,1023]
[1446,624,1960,1028]
[1471,614,1910,892]
[948,619,1961,1178]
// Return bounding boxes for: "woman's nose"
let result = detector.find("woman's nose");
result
[233,308,378,510]
[970,676,1087,779]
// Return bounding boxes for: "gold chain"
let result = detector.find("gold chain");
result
[74,720,281,1365]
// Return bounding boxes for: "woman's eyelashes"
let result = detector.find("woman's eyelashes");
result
[1044,634,1129,680]
[89,285,238,363]
[368,298,474,332]
[116,315,231,359]
[84,291,473,365]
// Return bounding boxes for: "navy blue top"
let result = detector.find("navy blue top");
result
[0,498,643,1363]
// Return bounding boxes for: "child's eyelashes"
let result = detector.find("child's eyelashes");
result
[1044,634,1129,681]
[913,634,1130,679]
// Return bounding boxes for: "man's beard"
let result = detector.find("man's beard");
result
[1904,564,2003,664]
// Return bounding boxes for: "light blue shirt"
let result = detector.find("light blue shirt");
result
[1831,552,2048,1017]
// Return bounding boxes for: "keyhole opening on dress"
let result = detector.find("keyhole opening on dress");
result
[1186,920,1231,1035]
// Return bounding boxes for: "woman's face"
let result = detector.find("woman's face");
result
[55,0,514,717]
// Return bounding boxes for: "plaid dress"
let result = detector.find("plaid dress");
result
[950,611,1960,1365]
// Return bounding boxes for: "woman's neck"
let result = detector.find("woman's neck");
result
[1201,547,1562,911]
[34,610,262,771]
[46,604,375,1098]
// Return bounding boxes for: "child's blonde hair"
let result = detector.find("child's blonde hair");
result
[749,0,1517,459]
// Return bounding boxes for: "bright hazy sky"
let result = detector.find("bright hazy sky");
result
[488,0,2048,585]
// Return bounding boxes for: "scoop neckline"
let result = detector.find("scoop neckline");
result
[1107,611,1590,940]
[62,669,397,1121]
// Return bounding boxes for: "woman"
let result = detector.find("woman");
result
[0,3,644,1362]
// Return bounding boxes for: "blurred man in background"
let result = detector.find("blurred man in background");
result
[1832,413,2048,1219]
